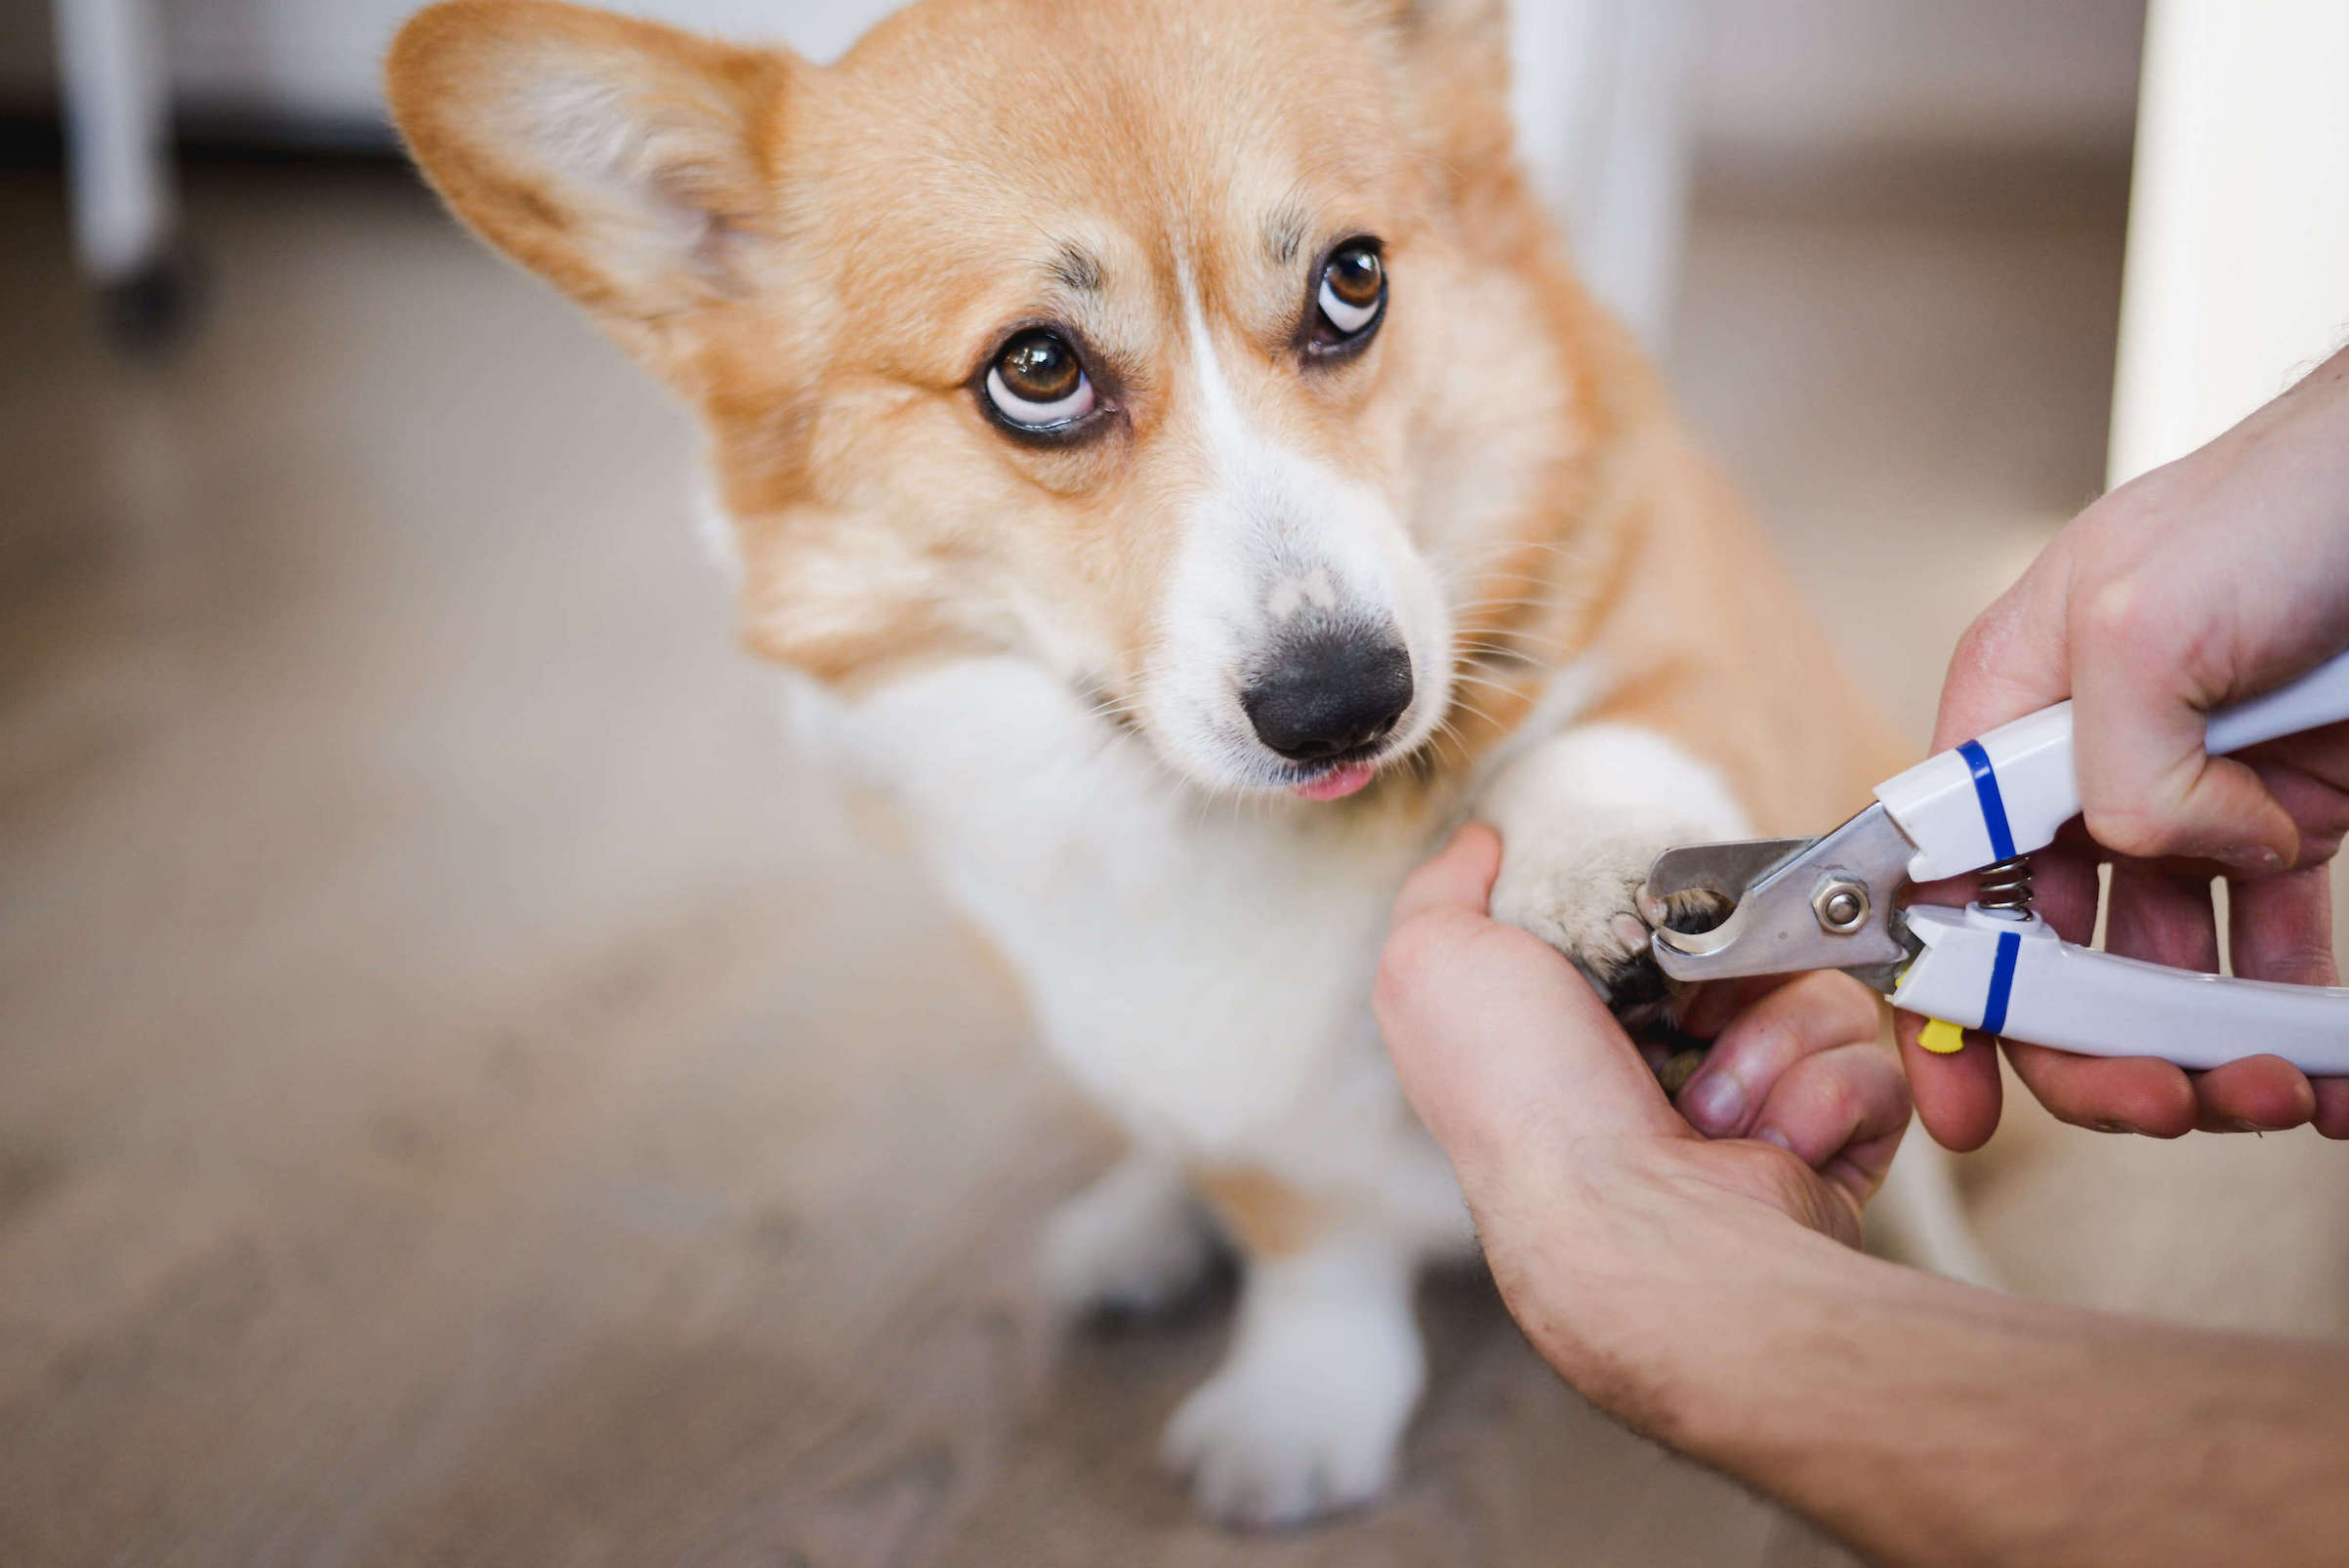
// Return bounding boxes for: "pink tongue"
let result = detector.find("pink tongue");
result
[1294,762,1377,802]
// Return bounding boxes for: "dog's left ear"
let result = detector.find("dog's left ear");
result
[1360,0,1509,73]
[386,0,799,377]
[1344,0,1516,180]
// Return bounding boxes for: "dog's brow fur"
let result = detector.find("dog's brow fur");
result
[1264,200,1312,267]
[1049,243,1104,294]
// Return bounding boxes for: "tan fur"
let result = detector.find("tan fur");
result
[385,0,1904,1089]
[387,0,1893,792]
[1191,1165,1335,1259]
[385,0,1905,1161]
[388,0,1923,1518]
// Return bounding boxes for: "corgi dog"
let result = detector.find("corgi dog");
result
[389,0,1982,1528]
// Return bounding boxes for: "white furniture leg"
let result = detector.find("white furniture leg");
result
[55,0,185,337]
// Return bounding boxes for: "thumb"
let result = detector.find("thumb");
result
[2086,750,2299,876]
[2070,581,2301,873]
[1377,825,1680,1176]
[1388,819,1506,928]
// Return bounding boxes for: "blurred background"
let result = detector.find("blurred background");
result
[1,1,2344,1563]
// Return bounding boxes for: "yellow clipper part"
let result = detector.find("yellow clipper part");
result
[1918,1017,1968,1055]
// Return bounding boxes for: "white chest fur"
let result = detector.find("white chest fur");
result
[787,659,1440,1167]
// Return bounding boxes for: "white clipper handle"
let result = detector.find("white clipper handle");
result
[1892,906,2349,1073]
[1875,647,2349,884]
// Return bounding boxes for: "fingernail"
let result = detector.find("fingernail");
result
[1683,1071,1745,1135]
[2219,845,2287,876]
[2090,1118,2139,1135]
[1752,1126,1793,1152]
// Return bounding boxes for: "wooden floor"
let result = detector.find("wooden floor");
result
[2,155,2343,1568]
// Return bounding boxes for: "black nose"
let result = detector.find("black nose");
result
[1242,634,1415,763]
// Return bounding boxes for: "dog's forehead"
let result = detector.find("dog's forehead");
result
[798,0,1411,329]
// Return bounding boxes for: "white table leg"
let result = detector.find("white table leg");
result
[55,0,187,340]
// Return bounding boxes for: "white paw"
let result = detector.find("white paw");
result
[1038,1158,1217,1316]
[1476,723,1750,1018]
[1489,823,1707,1012]
[1159,1273,1422,1527]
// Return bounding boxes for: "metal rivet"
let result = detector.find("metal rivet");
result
[1813,880,1870,934]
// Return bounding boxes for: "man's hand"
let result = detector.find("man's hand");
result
[1379,824,2349,1568]
[1376,823,1909,1383]
[1900,347,2349,1148]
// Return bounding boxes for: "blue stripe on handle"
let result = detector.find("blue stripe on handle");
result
[1956,738,2017,862]
[1981,928,2020,1036]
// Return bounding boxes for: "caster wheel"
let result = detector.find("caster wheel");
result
[99,248,206,357]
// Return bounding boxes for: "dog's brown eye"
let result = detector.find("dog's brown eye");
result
[1326,244,1382,309]
[999,331,1079,402]
[985,328,1097,431]
[1314,241,1385,346]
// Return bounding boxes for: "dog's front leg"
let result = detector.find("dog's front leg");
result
[1038,1150,1220,1317]
[1479,721,1751,1025]
[1161,1167,1422,1528]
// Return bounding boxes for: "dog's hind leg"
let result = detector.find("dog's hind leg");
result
[1039,1150,1221,1318]
[1163,1168,1423,1528]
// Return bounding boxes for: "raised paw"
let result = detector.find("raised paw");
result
[1487,826,1722,1027]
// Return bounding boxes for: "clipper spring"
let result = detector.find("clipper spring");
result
[1977,854,2035,914]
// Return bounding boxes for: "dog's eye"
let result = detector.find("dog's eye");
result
[1312,241,1385,347]
[984,329,1096,431]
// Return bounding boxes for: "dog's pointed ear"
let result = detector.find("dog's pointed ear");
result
[1344,0,1515,174]
[1365,0,1510,74]
[387,0,798,368]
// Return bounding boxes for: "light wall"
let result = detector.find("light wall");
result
[2109,0,2349,481]
[1696,0,2144,159]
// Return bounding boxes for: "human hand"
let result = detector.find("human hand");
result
[1899,347,2349,1148]
[1375,823,1910,1386]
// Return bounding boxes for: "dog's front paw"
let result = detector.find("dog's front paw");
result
[1159,1330,1416,1528]
[1488,825,1721,1025]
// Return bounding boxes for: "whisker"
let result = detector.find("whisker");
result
[1448,672,1533,698]
[1427,595,1559,611]
[1441,538,1585,567]
[1444,694,1503,727]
